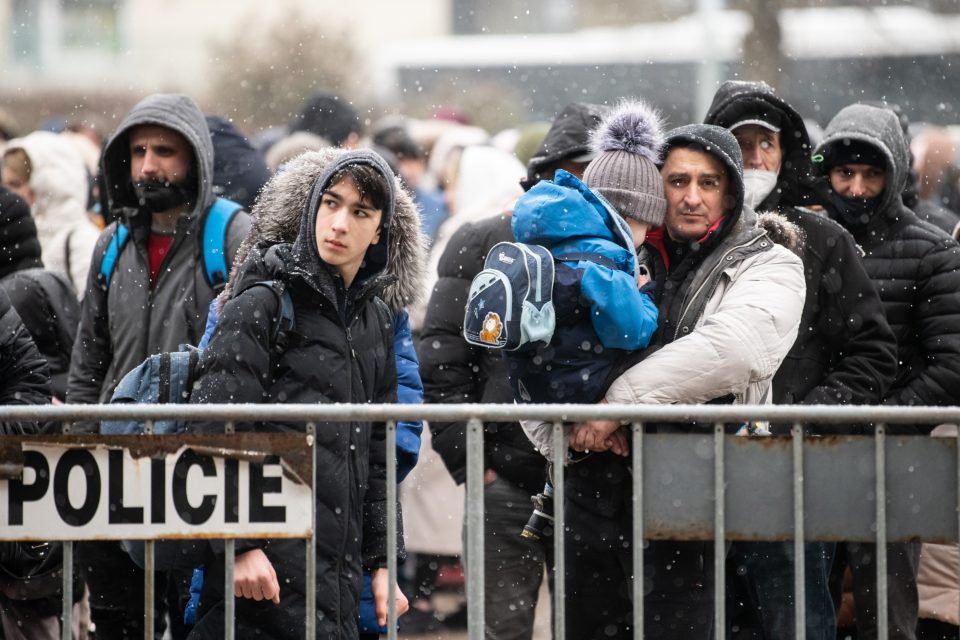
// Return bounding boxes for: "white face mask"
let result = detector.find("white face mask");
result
[742,169,779,210]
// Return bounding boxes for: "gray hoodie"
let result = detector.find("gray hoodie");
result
[67,94,251,404]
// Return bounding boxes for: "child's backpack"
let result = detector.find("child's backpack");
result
[101,280,294,436]
[463,241,556,351]
[97,197,243,292]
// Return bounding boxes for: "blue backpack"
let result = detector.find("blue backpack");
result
[98,197,243,291]
[463,241,556,351]
[101,281,295,435]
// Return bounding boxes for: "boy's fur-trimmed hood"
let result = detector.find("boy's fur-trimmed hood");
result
[220,148,427,313]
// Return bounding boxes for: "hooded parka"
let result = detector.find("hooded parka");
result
[706,80,898,421]
[66,94,251,404]
[187,150,406,640]
[815,104,960,424]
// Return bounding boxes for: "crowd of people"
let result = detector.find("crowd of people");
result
[0,79,958,640]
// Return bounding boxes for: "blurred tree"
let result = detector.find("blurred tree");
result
[732,0,785,88]
[205,8,362,135]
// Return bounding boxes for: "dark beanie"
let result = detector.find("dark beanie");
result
[817,139,887,171]
[524,102,608,189]
[289,92,361,147]
[0,187,43,279]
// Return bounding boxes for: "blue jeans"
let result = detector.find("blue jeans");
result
[728,541,836,640]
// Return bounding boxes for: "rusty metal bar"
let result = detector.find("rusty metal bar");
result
[552,421,566,640]
[306,422,317,640]
[386,420,398,640]
[792,423,806,640]
[714,423,725,639]
[144,419,155,640]
[632,422,644,639]
[60,540,72,640]
[876,423,888,640]
[466,418,485,640]
[1,403,958,425]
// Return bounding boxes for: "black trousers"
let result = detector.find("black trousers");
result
[564,497,715,640]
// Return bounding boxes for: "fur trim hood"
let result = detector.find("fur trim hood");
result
[220,148,427,313]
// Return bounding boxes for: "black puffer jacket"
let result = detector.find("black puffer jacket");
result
[705,82,898,419]
[0,288,52,434]
[188,151,401,640]
[815,104,960,422]
[419,213,545,492]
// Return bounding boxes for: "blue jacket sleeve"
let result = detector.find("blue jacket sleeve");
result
[393,310,422,482]
[578,262,658,351]
[197,298,219,350]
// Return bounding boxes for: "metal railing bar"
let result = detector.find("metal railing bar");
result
[144,419,155,640]
[466,418,485,640]
[61,540,72,640]
[306,422,317,640]
[714,422,725,640]
[793,423,806,640]
[631,422,644,639]
[956,425,960,628]
[876,423,888,640]
[3,403,959,424]
[552,421,566,640]
[224,420,235,640]
[386,420,398,640]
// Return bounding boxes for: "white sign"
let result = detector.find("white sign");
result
[0,444,313,541]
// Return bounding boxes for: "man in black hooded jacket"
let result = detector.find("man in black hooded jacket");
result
[704,80,899,640]
[814,102,960,640]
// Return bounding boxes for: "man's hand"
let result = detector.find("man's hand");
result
[569,420,623,453]
[372,567,410,627]
[234,548,280,605]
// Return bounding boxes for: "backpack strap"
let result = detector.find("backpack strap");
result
[245,280,295,348]
[97,223,131,291]
[554,251,618,271]
[201,197,243,291]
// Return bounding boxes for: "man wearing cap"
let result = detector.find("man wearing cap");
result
[566,123,805,638]
[419,103,605,638]
[704,81,898,640]
[814,103,960,640]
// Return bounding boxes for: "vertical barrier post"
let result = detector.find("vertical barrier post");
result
[143,420,155,640]
[386,420,398,640]
[956,425,960,627]
[466,418,485,640]
[61,420,73,640]
[876,423,888,640]
[792,423,806,640]
[714,423,725,640]
[224,421,235,640]
[306,422,317,640]
[631,422,644,639]
[61,540,73,640]
[552,421,565,640]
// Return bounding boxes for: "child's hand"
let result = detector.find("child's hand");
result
[637,264,651,288]
[604,427,631,457]
[234,548,280,604]
[372,567,409,627]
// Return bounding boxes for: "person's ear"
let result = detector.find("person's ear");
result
[371,225,382,245]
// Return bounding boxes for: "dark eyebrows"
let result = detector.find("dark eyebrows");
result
[322,188,377,212]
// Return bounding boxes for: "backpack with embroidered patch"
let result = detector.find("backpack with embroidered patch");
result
[101,280,294,436]
[463,241,556,351]
[97,197,243,291]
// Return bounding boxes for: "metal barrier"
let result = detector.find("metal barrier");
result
[2,403,960,640]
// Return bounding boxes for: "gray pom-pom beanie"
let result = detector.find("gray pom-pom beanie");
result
[582,98,667,227]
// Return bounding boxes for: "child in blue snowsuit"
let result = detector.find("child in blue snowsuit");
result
[509,100,669,536]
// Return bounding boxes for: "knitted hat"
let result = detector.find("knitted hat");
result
[289,92,361,147]
[582,99,667,227]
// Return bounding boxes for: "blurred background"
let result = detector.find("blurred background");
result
[1,0,959,138]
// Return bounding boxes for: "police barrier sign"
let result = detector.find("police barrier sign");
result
[0,434,313,541]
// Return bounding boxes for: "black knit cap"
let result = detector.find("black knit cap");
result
[289,92,362,147]
[816,139,887,171]
[0,187,43,279]
[662,124,745,217]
